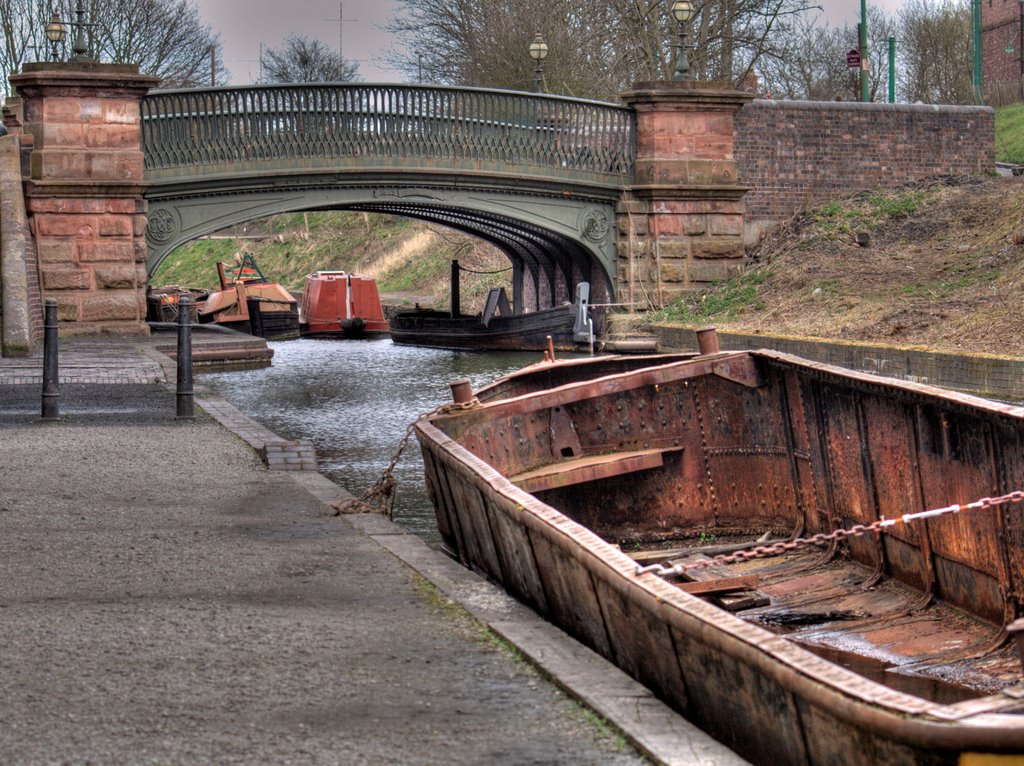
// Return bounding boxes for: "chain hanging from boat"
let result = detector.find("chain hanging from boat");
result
[635,491,1024,578]
[331,398,481,519]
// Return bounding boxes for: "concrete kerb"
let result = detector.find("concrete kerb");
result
[195,392,748,765]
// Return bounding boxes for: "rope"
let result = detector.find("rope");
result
[331,398,482,520]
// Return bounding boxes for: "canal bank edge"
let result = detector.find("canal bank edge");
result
[653,324,1024,403]
[191,390,748,766]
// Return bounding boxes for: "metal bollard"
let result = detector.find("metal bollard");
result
[41,298,59,421]
[695,326,720,356]
[449,378,474,405]
[176,296,195,420]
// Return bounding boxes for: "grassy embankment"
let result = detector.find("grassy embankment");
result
[642,105,1024,356]
[151,211,511,312]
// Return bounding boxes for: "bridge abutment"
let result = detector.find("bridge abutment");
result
[10,63,158,337]
[619,82,753,309]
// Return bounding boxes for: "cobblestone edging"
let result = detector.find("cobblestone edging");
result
[194,392,318,472]
[0,352,166,385]
[653,325,1024,402]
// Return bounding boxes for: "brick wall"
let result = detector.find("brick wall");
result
[734,100,994,228]
[653,325,1024,402]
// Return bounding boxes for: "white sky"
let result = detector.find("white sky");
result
[195,0,904,86]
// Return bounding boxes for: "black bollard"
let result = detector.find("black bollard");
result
[41,298,59,421]
[176,296,195,420]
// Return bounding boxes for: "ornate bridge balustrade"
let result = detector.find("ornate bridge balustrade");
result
[141,84,637,312]
[141,84,636,186]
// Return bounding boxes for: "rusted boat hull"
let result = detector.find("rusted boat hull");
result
[415,349,1024,764]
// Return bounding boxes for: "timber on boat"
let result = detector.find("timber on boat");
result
[299,271,388,338]
[388,259,596,352]
[415,331,1024,764]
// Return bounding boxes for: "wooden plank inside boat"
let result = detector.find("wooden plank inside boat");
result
[509,446,683,494]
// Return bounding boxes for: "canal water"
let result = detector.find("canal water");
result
[197,338,543,544]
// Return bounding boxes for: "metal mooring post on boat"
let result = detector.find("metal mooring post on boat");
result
[41,298,59,422]
[176,296,195,420]
[696,325,720,355]
[449,378,474,405]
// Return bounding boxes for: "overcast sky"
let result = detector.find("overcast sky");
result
[195,0,904,86]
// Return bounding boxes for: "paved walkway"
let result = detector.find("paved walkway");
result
[0,338,747,765]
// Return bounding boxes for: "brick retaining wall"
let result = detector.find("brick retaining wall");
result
[653,325,1024,402]
[734,100,994,230]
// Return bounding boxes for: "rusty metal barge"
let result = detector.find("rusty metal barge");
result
[415,337,1024,764]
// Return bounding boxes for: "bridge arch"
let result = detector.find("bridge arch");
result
[142,84,634,310]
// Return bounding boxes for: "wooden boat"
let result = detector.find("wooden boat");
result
[389,277,596,352]
[415,338,1024,764]
[299,271,388,338]
[197,255,299,341]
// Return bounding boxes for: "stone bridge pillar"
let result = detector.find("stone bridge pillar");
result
[619,81,753,309]
[10,63,158,336]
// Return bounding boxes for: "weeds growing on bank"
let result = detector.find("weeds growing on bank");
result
[646,269,768,325]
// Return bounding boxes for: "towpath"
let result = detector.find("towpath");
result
[0,336,747,765]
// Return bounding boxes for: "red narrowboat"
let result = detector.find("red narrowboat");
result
[299,271,389,339]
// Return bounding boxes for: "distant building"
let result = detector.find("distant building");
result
[983,0,1024,104]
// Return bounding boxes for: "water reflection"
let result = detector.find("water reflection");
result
[198,338,542,543]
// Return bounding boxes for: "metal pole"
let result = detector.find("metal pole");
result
[41,298,59,421]
[860,0,869,103]
[888,36,896,103]
[176,297,195,420]
[450,260,461,319]
[973,0,984,102]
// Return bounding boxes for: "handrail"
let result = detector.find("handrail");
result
[140,83,636,184]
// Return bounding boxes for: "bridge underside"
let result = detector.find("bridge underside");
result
[145,180,618,311]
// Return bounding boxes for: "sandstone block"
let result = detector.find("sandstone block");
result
[81,292,141,322]
[78,241,135,263]
[42,268,90,290]
[691,239,744,259]
[688,258,744,283]
[94,265,139,289]
[98,216,133,237]
[36,240,75,264]
[34,214,95,238]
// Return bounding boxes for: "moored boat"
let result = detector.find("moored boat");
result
[415,337,1024,764]
[389,282,596,352]
[299,271,388,338]
[198,255,299,341]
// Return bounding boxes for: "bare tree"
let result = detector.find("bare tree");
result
[1,0,226,98]
[760,7,896,102]
[384,0,817,100]
[898,0,973,104]
[261,34,359,83]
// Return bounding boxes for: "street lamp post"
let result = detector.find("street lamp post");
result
[70,0,93,63]
[44,13,67,62]
[529,33,548,93]
[671,0,694,80]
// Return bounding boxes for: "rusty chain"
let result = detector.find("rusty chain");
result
[332,398,481,520]
[635,490,1024,578]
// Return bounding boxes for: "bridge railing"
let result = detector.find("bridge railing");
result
[141,84,636,186]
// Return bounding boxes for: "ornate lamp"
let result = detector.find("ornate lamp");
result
[45,13,67,62]
[670,0,694,80]
[529,33,548,93]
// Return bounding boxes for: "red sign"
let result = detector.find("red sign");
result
[846,49,861,68]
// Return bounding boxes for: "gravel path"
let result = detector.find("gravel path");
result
[0,387,646,765]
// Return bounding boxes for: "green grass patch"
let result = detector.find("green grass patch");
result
[648,270,768,325]
[996,103,1024,164]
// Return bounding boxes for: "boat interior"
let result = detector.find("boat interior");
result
[437,350,1024,702]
